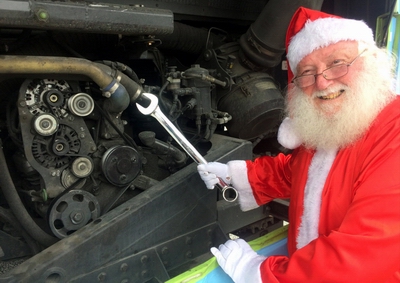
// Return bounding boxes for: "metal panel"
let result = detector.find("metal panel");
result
[99,0,269,22]
[0,0,174,35]
[0,134,253,283]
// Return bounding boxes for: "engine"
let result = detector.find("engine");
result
[0,0,324,280]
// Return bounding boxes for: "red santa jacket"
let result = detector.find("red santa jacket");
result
[235,96,400,282]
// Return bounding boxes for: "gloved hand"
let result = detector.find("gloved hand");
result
[211,239,266,283]
[197,162,231,190]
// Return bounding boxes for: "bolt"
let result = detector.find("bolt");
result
[36,9,49,22]
[141,255,148,264]
[49,94,58,102]
[97,272,106,281]
[161,247,169,255]
[71,212,83,224]
[78,101,86,108]
[186,251,193,258]
[120,263,128,272]
[41,121,50,129]
[141,270,149,278]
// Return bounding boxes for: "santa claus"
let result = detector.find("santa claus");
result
[198,6,400,283]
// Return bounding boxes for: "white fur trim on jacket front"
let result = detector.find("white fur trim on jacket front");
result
[227,160,259,211]
[296,147,338,249]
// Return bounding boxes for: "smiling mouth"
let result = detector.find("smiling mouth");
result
[317,90,344,100]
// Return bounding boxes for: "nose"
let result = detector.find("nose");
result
[314,73,333,90]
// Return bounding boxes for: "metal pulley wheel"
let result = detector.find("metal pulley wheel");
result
[101,145,142,186]
[67,93,94,116]
[47,190,100,239]
[32,113,59,136]
[71,156,94,178]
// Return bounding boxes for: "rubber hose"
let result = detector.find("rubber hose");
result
[0,140,58,247]
[0,206,42,255]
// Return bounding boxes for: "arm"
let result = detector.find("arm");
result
[260,127,400,282]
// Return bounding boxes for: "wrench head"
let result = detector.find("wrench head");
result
[136,92,159,115]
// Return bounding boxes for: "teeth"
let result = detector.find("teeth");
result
[318,90,343,100]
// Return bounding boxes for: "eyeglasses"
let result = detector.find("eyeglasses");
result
[291,49,367,88]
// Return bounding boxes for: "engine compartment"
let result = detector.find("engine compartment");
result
[0,0,328,281]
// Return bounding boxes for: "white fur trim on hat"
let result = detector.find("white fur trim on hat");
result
[277,117,302,150]
[287,17,374,76]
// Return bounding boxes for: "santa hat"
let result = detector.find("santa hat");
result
[285,7,375,83]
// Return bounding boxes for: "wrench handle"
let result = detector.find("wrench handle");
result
[136,92,239,202]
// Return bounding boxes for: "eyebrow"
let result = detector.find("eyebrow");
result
[297,52,354,73]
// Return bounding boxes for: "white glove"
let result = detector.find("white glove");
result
[197,162,231,190]
[211,239,266,283]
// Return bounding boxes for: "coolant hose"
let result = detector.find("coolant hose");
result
[94,62,143,107]
[0,140,58,247]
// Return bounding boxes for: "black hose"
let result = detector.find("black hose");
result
[0,139,58,247]
[239,0,324,68]
[0,206,42,255]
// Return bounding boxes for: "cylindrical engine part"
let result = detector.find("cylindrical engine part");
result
[101,145,142,187]
[182,64,212,116]
[32,113,59,136]
[218,72,284,140]
[67,93,94,117]
[239,0,324,68]
[71,157,94,178]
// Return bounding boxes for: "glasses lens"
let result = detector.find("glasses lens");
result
[294,75,315,88]
[323,65,348,80]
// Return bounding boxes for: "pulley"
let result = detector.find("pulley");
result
[67,93,94,117]
[32,113,59,136]
[47,190,100,239]
[71,157,94,178]
[101,145,142,187]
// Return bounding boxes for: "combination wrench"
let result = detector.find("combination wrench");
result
[136,92,238,202]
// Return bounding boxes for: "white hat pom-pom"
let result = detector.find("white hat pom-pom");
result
[277,117,302,149]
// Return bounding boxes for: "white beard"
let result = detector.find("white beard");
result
[286,53,396,150]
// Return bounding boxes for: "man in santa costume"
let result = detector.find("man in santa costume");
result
[198,6,400,283]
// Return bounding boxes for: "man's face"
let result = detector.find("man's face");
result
[293,41,362,116]
[286,41,394,150]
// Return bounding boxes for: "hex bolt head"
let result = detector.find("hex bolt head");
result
[97,272,106,281]
[120,263,128,272]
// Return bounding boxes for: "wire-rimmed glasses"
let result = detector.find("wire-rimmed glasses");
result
[291,49,367,88]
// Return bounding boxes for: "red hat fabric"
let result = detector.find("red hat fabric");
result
[285,7,375,83]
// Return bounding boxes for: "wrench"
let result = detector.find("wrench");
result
[136,92,238,202]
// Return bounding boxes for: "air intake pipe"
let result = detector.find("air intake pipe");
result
[239,0,324,69]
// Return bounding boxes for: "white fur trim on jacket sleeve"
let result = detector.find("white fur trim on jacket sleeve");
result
[277,117,302,150]
[227,160,259,211]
